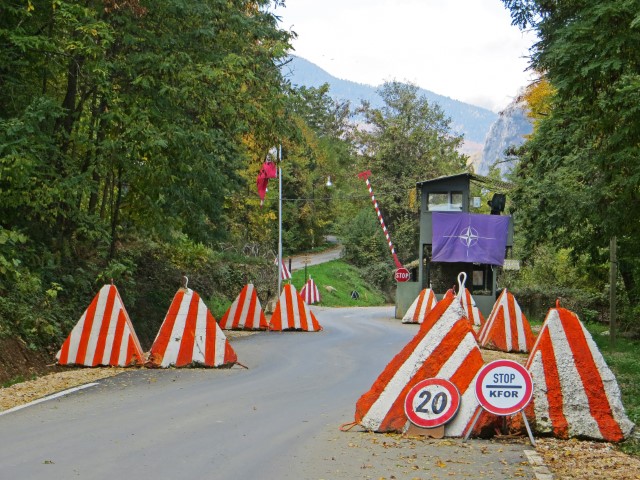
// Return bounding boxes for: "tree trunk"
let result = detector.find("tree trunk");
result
[109,167,123,260]
[88,96,109,215]
[619,257,639,309]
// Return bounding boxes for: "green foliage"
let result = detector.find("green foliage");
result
[0,0,303,350]
[340,208,390,268]
[0,272,70,348]
[502,0,640,326]
[0,227,27,278]
[585,321,640,455]
[351,81,468,266]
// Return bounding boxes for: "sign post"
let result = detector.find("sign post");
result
[464,359,535,445]
[404,378,460,437]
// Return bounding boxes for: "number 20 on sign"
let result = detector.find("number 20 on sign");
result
[404,378,461,428]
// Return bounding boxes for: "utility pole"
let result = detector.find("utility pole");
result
[277,145,283,296]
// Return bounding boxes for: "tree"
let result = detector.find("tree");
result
[0,0,294,260]
[0,0,297,346]
[503,0,640,316]
[352,81,467,265]
[278,84,353,252]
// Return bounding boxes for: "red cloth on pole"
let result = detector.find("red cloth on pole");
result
[256,161,277,205]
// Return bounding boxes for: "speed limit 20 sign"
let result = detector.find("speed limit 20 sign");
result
[404,378,460,428]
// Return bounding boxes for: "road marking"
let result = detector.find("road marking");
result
[524,449,554,480]
[0,383,99,417]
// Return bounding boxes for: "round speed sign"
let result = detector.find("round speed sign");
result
[404,378,461,428]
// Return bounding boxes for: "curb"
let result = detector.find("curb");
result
[524,449,554,480]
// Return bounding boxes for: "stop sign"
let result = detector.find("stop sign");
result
[394,267,410,282]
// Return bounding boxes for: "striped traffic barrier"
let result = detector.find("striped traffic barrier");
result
[354,292,489,437]
[525,301,634,442]
[459,287,484,327]
[478,288,535,353]
[357,170,403,269]
[300,277,321,305]
[402,288,437,324]
[148,288,238,368]
[269,284,322,331]
[219,284,268,330]
[57,284,144,367]
[275,257,291,280]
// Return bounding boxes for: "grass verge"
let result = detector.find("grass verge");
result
[290,259,387,307]
[585,322,640,456]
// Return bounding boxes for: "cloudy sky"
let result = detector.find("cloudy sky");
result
[274,0,537,112]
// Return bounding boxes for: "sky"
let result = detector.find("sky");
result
[274,0,537,113]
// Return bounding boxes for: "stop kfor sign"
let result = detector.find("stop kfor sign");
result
[404,378,461,428]
[475,359,533,416]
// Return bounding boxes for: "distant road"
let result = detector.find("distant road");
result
[288,244,343,272]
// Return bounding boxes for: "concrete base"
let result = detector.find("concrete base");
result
[395,282,422,319]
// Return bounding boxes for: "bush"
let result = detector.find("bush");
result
[509,286,607,324]
[340,208,390,268]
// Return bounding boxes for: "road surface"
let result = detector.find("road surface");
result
[0,307,536,479]
[288,244,343,272]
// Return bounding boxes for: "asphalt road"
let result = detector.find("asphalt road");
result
[0,307,536,480]
[288,244,343,271]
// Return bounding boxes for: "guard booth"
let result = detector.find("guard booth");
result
[396,173,513,318]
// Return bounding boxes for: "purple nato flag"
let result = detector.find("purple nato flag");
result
[431,212,510,266]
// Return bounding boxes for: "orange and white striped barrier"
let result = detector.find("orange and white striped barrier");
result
[525,302,633,442]
[300,277,321,305]
[478,288,535,353]
[275,258,291,280]
[57,284,144,367]
[402,288,437,324]
[269,284,322,331]
[354,292,487,437]
[148,288,238,368]
[459,287,484,327]
[219,284,268,330]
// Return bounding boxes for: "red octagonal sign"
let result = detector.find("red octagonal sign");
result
[394,267,410,282]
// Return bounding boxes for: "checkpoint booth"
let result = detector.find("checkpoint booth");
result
[396,173,513,318]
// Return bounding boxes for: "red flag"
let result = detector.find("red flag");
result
[256,161,277,206]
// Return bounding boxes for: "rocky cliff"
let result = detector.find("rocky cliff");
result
[477,99,533,177]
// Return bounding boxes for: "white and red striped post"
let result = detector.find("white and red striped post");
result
[357,170,403,269]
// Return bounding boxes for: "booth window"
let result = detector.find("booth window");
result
[428,191,463,211]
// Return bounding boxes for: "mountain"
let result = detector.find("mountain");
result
[282,56,498,145]
[477,99,533,176]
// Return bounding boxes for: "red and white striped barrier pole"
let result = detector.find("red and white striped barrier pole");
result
[357,170,403,269]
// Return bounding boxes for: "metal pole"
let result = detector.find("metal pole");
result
[521,411,536,446]
[277,145,283,296]
[610,236,617,349]
[357,171,403,268]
